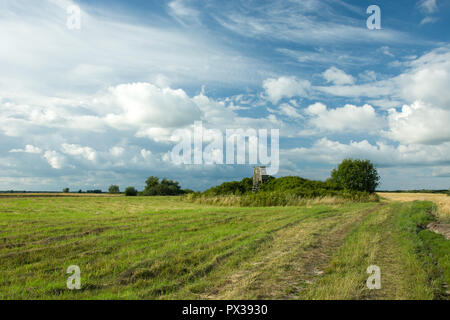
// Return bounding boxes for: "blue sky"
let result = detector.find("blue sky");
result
[0,0,449,191]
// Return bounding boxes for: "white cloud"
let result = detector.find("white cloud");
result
[193,92,281,131]
[0,0,265,101]
[315,46,450,111]
[380,46,394,57]
[10,145,42,154]
[420,16,439,25]
[322,67,355,85]
[43,151,65,169]
[61,143,97,162]
[315,81,392,98]
[168,0,200,25]
[386,101,450,145]
[279,103,303,119]
[214,1,412,45]
[262,76,311,104]
[277,48,373,67]
[283,137,450,167]
[140,149,152,160]
[396,47,450,109]
[418,0,438,14]
[304,103,385,133]
[0,1,448,191]
[359,70,378,82]
[105,83,202,137]
[109,146,125,157]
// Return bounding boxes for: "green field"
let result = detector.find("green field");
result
[0,196,448,300]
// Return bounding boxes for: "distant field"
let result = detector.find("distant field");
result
[0,193,117,198]
[0,196,448,300]
[378,192,450,221]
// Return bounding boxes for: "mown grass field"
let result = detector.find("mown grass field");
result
[0,196,448,300]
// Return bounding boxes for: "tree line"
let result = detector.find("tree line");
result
[112,176,193,197]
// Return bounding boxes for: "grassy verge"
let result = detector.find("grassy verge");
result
[301,201,447,300]
[419,230,450,286]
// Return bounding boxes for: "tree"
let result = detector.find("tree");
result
[145,176,159,189]
[143,176,159,196]
[108,185,120,194]
[63,188,70,193]
[330,159,380,193]
[125,187,138,197]
[142,176,184,196]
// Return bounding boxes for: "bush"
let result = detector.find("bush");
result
[329,159,380,193]
[63,188,69,193]
[203,177,255,196]
[125,187,138,197]
[86,190,102,194]
[108,185,120,194]
[184,190,378,207]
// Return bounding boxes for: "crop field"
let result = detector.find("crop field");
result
[0,196,448,300]
[378,192,450,222]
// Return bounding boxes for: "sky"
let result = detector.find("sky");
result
[0,0,449,191]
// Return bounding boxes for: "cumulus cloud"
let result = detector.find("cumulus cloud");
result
[386,101,450,145]
[322,67,355,85]
[43,151,65,169]
[104,83,202,139]
[396,47,450,109]
[263,76,311,104]
[304,103,385,133]
[61,144,97,162]
[315,46,450,112]
[1,1,448,191]
[283,137,450,168]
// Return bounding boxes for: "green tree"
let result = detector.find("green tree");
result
[125,187,138,197]
[108,185,120,194]
[143,176,159,195]
[330,159,380,193]
[145,176,159,189]
[142,176,184,196]
[63,188,69,193]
